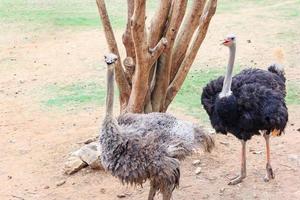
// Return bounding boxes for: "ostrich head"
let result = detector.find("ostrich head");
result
[104,53,118,65]
[222,34,236,47]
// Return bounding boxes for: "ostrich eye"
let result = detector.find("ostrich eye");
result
[231,37,235,40]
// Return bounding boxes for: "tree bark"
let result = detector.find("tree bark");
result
[96,0,130,112]
[151,0,188,112]
[165,0,218,109]
[96,0,217,114]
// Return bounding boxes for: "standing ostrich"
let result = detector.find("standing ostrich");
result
[101,53,214,199]
[201,34,288,185]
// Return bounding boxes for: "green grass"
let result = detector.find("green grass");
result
[0,0,124,28]
[287,82,300,105]
[172,68,225,123]
[42,82,106,109]
[270,0,300,20]
[40,68,299,120]
[3,0,298,28]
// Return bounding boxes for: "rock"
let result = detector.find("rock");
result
[192,160,201,166]
[64,156,88,175]
[247,39,251,43]
[100,188,106,194]
[83,136,98,144]
[56,180,66,187]
[252,151,262,155]
[44,185,50,189]
[195,167,202,175]
[297,128,300,132]
[249,148,262,154]
[220,141,229,146]
[219,187,225,195]
[72,142,103,170]
[117,194,126,198]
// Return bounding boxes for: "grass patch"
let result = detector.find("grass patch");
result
[271,1,300,20]
[2,0,297,28]
[287,82,300,105]
[0,0,125,28]
[172,68,225,123]
[42,82,106,109]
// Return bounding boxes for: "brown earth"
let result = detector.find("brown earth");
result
[1,3,300,200]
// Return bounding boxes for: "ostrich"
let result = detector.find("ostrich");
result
[101,53,214,199]
[201,34,288,185]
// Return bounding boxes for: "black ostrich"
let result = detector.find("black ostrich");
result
[201,34,288,185]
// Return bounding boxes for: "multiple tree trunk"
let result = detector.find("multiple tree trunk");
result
[96,0,217,114]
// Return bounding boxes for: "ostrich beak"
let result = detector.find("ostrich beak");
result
[221,39,230,45]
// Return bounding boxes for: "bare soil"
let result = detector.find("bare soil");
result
[1,4,300,200]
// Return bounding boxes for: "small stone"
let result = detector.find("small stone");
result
[100,188,106,194]
[44,185,50,189]
[8,175,12,180]
[247,39,251,43]
[117,194,126,198]
[252,151,262,155]
[192,160,201,166]
[220,141,229,146]
[56,180,66,187]
[297,128,300,132]
[195,167,202,175]
[64,156,88,175]
[83,137,97,144]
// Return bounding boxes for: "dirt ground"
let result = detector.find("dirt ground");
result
[1,2,300,200]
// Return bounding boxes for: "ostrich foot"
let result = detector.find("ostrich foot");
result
[264,163,275,182]
[228,174,246,185]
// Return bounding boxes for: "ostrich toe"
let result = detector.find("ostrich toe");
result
[228,174,246,185]
[264,163,275,182]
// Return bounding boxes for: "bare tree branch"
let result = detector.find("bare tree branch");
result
[147,0,172,47]
[122,0,136,61]
[170,0,206,82]
[149,37,168,66]
[165,0,217,110]
[151,0,188,112]
[96,0,130,112]
[127,0,150,113]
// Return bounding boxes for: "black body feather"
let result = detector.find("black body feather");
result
[201,66,288,141]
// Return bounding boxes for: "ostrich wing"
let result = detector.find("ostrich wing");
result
[236,83,288,132]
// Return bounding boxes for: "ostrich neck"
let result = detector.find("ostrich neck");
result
[106,66,114,117]
[220,44,236,98]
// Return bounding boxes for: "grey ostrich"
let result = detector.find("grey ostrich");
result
[100,53,214,200]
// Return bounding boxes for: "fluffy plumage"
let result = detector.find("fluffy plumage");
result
[100,54,214,199]
[201,66,288,140]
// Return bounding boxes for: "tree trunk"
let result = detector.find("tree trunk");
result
[96,0,217,114]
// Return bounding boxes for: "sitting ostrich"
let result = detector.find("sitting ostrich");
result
[100,53,214,200]
[201,34,288,185]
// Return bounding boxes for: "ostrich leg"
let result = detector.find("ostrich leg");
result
[162,185,173,200]
[148,182,157,200]
[263,132,275,182]
[228,140,247,185]
[162,190,172,200]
